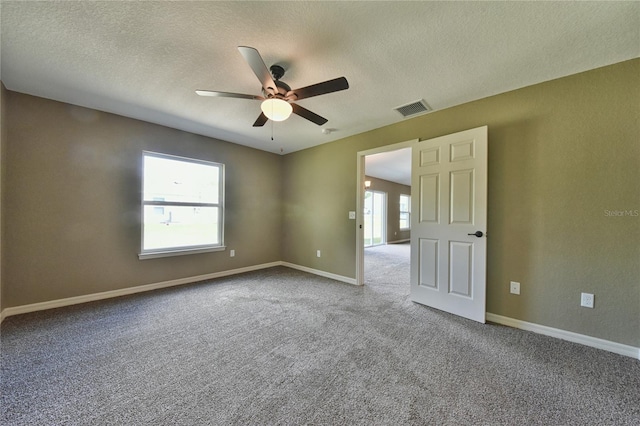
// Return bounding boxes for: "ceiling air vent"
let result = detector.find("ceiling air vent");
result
[394,99,431,118]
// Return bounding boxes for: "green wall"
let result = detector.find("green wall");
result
[282,59,639,347]
[3,92,283,308]
[2,60,638,348]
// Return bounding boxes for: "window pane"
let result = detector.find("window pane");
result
[400,194,411,230]
[143,155,219,203]
[143,206,219,250]
[400,195,410,212]
[364,191,373,246]
[373,192,385,244]
[400,213,410,229]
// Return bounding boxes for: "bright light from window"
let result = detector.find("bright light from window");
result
[400,194,411,230]
[140,152,224,259]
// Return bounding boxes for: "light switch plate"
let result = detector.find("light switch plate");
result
[348,211,356,219]
[510,281,520,295]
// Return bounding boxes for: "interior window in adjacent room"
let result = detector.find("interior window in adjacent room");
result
[399,194,411,230]
[139,151,224,259]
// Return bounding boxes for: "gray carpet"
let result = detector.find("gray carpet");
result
[364,242,410,292]
[1,247,639,425]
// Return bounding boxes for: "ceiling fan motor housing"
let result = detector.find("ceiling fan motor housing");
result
[264,78,292,99]
[270,65,285,80]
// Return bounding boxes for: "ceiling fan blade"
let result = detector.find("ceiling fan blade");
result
[253,112,268,127]
[196,90,263,100]
[286,77,349,101]
[291,103,328,126]
[237,46,277,95]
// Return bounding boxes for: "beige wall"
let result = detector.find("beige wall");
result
[282,59,640,347]
[364,176,411,243]
[4,92,283,307]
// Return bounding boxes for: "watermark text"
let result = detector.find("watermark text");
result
[604,209,639,217]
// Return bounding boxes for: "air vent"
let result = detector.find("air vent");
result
[394,99,431,118]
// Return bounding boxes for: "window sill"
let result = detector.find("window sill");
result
[138,246,226,260]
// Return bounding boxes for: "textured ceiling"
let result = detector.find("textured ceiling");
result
[1,1,638,155]
[366,148,412,186]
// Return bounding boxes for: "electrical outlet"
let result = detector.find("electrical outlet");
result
[581,293,594,308]
[230,249,235,257]
[317,250,321,258]
[510,281,520,295]
[348,211,356,220]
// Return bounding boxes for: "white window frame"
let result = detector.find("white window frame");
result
[139,151,225,260]
[399,194,411,230]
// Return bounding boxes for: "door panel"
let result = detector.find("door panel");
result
[419,174,440,223]
[450,139,475,162]
[449,241,473,297]
[410,126,488,323]
[418,238,439,289]
[420,147,441,166]
[450,169,474,224]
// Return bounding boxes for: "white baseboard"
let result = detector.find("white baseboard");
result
[0,262,357,322]
[0,262,282,321]
[5,268,634,361]
[486,312,640,360]
[281,262,358,285]
[387,239,410,244]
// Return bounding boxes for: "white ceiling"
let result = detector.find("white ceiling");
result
[1,1,638,155]
[366,148,412,186]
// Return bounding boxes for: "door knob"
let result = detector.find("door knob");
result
[468,231,483,238]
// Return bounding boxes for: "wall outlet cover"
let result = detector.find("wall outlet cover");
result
[581,292,594,308]
[510,281,520,295]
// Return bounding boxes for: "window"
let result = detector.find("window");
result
[399,194,411,230]
[139,152,224,259]
[364,190,386,247]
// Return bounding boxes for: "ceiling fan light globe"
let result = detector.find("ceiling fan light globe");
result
[261,99,292,122]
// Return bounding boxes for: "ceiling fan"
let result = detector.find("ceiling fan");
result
[196,46,349,127]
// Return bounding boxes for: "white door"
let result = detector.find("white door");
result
[410,126,488,323]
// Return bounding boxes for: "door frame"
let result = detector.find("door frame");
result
[356,139,418,286]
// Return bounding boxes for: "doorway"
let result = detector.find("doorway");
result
[357,127,488,323]
[356,139,416,286]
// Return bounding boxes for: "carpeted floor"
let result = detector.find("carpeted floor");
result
[1,246,639,425]
[364,242,410,293]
